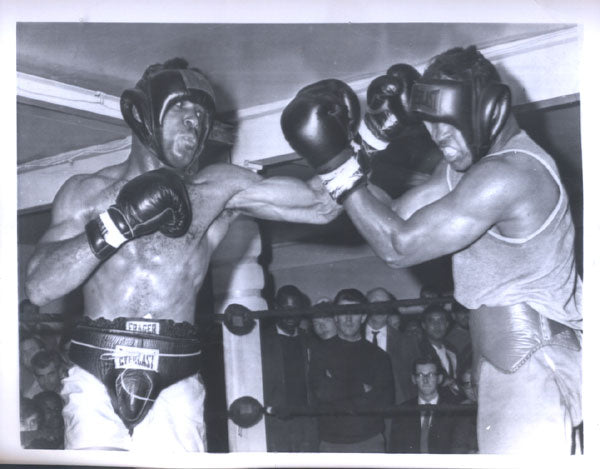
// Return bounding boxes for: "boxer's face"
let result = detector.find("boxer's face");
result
[424,121,474,172]
[160,100,210,169]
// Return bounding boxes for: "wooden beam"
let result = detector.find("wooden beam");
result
[17,73,235,146]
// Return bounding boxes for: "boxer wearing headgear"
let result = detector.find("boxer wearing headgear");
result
[120,58,216,174]
[409,58,511,164]
[26,58,348,451]
[287,46,581,454]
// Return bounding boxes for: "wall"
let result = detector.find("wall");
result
[267,239,452,303]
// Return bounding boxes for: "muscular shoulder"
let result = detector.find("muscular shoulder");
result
[451,152,560,224]
[52,169,120,224]
[458,152,556,202]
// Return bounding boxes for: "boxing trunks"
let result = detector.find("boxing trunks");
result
[68,317,203,433]
[470,303,580,375]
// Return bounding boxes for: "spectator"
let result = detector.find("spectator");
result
[298,317,313,335]
[309,288,394,452]
[20,397,41,432]
[365,288,420,405]
[24,350,62,398]
[451,367,478,454]
[387,312,402,330]
[311,297,336,341]
[20,397,42,448]
[404,318,424,342]
[389,357,459,453]
[418,305,460,395]
[29,391,65,449]
[19,334,47,395]
[420,285,441,299]
[261,285,318,452]
[312,315,337,341]
[445,302,472,371]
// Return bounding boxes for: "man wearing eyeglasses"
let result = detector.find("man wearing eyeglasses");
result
[389,357,459,453]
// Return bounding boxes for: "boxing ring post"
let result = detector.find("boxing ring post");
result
[211,216,267,451]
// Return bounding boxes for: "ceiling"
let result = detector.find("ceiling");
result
[16,22,568,164]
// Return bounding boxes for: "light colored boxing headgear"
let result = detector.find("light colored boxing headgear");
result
[409,73,511,161]
[120,59,216,171]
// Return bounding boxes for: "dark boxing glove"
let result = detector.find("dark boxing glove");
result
[85,168,192,260]
[281,79,366,203]
[360,63,421,151]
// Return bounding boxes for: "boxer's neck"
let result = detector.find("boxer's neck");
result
[125,136,168,178]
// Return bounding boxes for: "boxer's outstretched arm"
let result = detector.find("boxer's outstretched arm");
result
[343,160,516,268]
[25,176,101,305]
[190,162,343,224]
[227,174,343,224]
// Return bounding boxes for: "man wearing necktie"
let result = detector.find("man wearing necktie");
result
[365,288,421,450]
[389,357,459,453]
[418,305,460,395]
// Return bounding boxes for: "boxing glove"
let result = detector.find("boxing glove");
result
[281,79,366,203]
[86,168,192,260]
[360,63,421,151]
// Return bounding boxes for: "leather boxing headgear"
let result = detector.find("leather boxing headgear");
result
[120,58,216,171]
[409,52,511,161]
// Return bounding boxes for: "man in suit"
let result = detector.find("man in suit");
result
[418,305,460,395]
[445,302,473,372]
[365,288,420,405]
[389,357,459,453]
[261,285,318,452]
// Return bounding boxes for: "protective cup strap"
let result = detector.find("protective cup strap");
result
[319,154,366,203]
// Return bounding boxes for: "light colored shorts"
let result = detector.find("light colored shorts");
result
[477,342,581,454]
[61,365,206,451]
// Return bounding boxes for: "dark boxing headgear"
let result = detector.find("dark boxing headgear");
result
[120,58,216,171]
[409,48,511,161]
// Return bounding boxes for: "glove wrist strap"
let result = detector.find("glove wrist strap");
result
[100,211,129,247]
[358,119,389,151]
[319,155,366,204]
[85,210,128,261]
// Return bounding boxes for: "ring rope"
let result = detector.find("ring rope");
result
[213,295,455,322]
[263,402,477,419]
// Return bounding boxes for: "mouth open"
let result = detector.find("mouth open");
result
[173,134,199,157]
[177,133,198,148]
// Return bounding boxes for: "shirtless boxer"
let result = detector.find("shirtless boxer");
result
[25,58,341,451]
[280,47,582,454]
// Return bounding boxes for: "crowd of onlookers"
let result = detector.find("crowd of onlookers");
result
[261,284,477,453]
[18,299,70,449]
[18,282,477,453]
